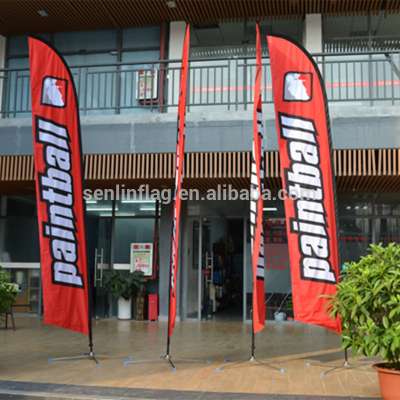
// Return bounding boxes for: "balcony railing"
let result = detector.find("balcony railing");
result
[1,51,400,118]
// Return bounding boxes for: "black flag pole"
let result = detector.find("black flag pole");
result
[250,315,256,361]
[163,246,176,369]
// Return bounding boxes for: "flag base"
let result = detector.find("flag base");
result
[305,349,371,377]
[216,327,285,373]
[123,354,176,370]
[48,351,125,365]
[215,356,286,373]
[124,353,211,371]
[48,351,99,365]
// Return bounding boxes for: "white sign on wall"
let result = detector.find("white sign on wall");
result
[130,243,153,277]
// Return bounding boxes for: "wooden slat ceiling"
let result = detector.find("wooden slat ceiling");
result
[2,148,400,194]
[0,0,397,35]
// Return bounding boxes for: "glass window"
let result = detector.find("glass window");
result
[375,217,400,245]
[7,33,51,57]
[5,26,161,117]
[338,201,372,217]
[115,199,156,217]
[0,217,40,262]
[339,218,371,265]
[324,14,400,52]
[6,269,40,313]
[122,26,160,50]
[6,196,36,217]
[191,19,303,52]
[85,199,113,217]
[54,30,117,53]
[113,218,154,264]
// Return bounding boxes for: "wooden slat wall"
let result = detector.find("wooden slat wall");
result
[2,149,400,192]
[0,0,394,35]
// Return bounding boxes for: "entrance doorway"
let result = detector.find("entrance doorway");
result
[86,215,113,319]
[183,216,246,322]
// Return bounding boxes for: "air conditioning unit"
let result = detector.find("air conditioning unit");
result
[136,69,158,102]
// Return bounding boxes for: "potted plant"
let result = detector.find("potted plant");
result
[103,270,145,320]
[330,243,400,400]
[0,267,19,315]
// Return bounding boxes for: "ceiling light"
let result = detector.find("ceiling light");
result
[114,213,136,217]
[140,206,156,211]
[166,0,177,8]
[122,199,154,204]
[37,9,48,17]
[87,207,113,212]
[263,207,278,212]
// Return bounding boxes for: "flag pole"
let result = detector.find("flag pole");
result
[126,24,191,369]
[163,235,176,369]
[86,239,97,363]
[250,308,256,361]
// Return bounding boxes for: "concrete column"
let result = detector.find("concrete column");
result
[169,21,186,59]
[0,36,6,118]
[303,14,322,53]
[167,21,186,113]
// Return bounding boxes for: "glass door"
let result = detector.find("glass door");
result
[183,218,201,320]
[86,215,113,318]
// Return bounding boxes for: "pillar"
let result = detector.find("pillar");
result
[167,21,187,113]
[303,14,323,53]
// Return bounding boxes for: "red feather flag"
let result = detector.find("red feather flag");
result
[168,24,190,338]
[267,35,341,332]
[29,37,90,335]
[250,23,266,334]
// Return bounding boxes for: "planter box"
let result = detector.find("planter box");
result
[374,363,400,400]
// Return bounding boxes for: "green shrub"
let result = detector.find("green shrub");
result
[330,243,400,369]
[0,267,18,314]
[103,270,146,300]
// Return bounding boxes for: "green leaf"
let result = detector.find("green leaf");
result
[328,243,400,365]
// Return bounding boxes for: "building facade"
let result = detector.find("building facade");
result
[1,0,400,322]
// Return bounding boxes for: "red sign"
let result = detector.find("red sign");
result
[250,23,266,334]
[29,37,89,335]
[168,24,190,338]
[267,35,341,332]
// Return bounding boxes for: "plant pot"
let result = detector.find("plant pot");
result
[374,363,400,400]
[117,297,132,320]
[274,312,287,322]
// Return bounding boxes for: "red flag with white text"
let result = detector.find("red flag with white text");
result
[267,35,341,332]
[168,24,190,337]
[29,37,89,335]
[250,23,266,334]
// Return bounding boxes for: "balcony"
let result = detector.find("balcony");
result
[1,51,400,118]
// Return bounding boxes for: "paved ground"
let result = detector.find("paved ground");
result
[0,317,381,399]
[0,381,381,399]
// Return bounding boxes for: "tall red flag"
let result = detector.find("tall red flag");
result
[168,24,190,338]
[29,37,89,335]
[250,24,266,334]
[267,35,341,332]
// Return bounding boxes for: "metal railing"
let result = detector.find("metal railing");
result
[1,51,400,118]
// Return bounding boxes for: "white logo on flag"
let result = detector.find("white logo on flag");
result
[284,73,311,101]
[41,77,66,107]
